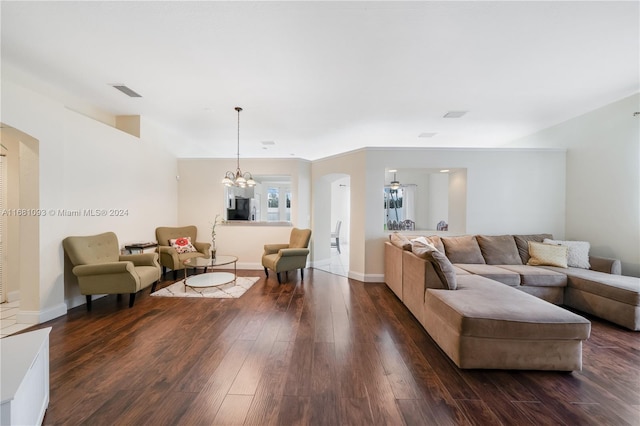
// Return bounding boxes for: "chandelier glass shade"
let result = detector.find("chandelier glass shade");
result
[222,107,256,188]
[390,171,401,190]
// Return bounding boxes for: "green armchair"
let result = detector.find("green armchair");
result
[262,228,312,284]
[155,225,211,279]
[62,232,161,311]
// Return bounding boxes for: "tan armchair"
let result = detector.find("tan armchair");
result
[62,232,161,311]
[155,225,211,279]
[262,228,312,284]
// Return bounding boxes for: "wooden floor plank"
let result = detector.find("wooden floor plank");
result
[21,270,638,426]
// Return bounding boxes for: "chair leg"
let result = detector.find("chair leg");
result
[336,238,341,254]
[86,295,92,311]
[151,281,158,293]
[301,268,304,280]
[162,266,167,277]
[264,267,269,278]
[129,293,136,308]
[277,273,282,284]
[173,270,177,280]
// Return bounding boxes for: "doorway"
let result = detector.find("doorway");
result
[314,174,350,277]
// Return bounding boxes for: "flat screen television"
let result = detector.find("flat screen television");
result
[227,197,250,220]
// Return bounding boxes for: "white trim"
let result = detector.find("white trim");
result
[309,259,331,268]
[66,294,107,310]
[347,271,384,283]
[15,302,67,324]
[7,290,20,303]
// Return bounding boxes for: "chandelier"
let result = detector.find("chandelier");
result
[222,107,256,188]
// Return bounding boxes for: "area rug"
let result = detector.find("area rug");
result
[150,276,259,299]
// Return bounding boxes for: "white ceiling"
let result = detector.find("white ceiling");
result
[2,1,638,160]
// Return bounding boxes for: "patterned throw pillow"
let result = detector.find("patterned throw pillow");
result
[527,241,568,268]
[170,237,198,254]
[543,238,591,269]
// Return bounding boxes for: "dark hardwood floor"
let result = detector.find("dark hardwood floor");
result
[27,268,640,425]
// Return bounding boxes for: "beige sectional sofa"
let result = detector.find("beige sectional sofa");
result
[384,233,640,371]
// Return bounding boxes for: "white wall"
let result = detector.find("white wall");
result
[507,93,640,276]
[176,158,311,269]
[2,79,178,320]
[313,147,566,280]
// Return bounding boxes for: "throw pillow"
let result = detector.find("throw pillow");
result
[410,237,439,257]
[441,235,486,264]
[543,239,591,269]
[389,232,412,250]
[513,234,554,264]
[411,242,457,290]
[476,235,523,265]
[170,237,198,254]
[425,235,446,254]
[527,241,568,268]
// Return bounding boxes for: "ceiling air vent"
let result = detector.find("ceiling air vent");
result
[110,84,142,98]
[443,111,467,118]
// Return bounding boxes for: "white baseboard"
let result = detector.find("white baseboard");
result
[236,262,263,270]
[310,259,331,268]
[66,294,106,310]
[348,271,384,283]
[7,290,20,303]
[16,302,67,324]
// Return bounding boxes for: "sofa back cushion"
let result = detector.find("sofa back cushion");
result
[513,234,553,264]
[290,228,312,248]
[476,235,522,265]
[389,232,412,250]
[63,232,120,265]
[442,235,485,264]
[156,225,198,246]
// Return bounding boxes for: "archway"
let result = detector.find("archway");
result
[0,124,40,318]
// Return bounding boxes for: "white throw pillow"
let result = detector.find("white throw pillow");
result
[411,236,438,252]
[543,238,590,269]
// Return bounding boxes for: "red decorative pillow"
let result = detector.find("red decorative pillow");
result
[169,237,197,254]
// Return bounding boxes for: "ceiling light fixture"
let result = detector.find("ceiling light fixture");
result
[222,107,256,188]
[389,170,401,190]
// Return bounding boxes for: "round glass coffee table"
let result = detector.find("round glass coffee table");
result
[183,255,238,289]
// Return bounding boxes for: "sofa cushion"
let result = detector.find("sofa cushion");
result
[389,232,412,250]
[527,241,568,268]
[543,239,591,269]
[454,264,521,286]
[412,240,457,290]
[425,275,591,340]
[513,233,553,264]
[442,235,485,264]
[476,235,522,265]
[453,266,471,275]
[541,266,640,306]
[498,265,568,287]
